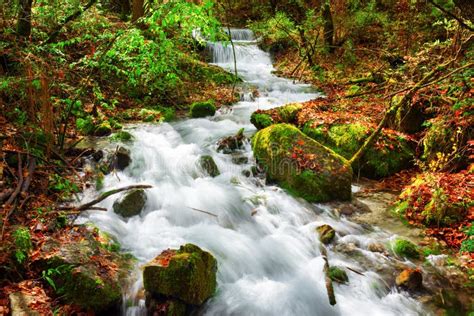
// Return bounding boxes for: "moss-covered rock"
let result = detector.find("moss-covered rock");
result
[250,103,302,130]
[392,238,420,259]
[328,266,349,284]
[110,130,134,142]
[252,124,352,202]
[146,296,187,316]
[139,108,162,122]
[250,113,273,130]
[199,155,220,177]
[143,244,217,306]
[94,121,113,136]
[302,122,414,178]
[113,189,147,218]
[317,224,336,244]
[189,100,216,118]
[36,227,133,312]
[396,268,423,291]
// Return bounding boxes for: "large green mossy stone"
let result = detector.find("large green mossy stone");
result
[143,244,217,305]
[250,103,302,130]
[252,124,352,202]
[302,122,414,179]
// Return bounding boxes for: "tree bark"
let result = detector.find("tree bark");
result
[131,0,144,22]
[17,0,33,37]
[321,0,334,52]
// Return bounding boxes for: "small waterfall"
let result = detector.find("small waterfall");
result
[223,28,255,41]
[79,28,427,316]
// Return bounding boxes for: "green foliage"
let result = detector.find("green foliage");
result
[110,131,134,142]
[13,227,32,264]
[328,266,349,284]
[460,223,474,254]
[49,174,79,198]
[42,264,73,293]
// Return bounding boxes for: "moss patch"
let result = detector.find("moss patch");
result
[328,266,349,284]
[252,124,352,202]
[392,238,420,259]
[143,244,217,305]
[302,121,414,178]
[189,100,216,118]
[250,103,302,130]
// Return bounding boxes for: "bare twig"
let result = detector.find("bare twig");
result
[187,206,218,218]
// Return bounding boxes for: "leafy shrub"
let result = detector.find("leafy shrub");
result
[392,238,420,259]
[13,227,32,264]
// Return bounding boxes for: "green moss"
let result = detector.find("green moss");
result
[317,224,336,244]
[250,113,274,130]
[113,189,147,218]
[328,266,349,284]
[189,100,216,118]
[302,121,414,178]
[252,124,352,202]
[392,238,420,259]
[94,121,112,136]
[139,108,162,122]
[110,131,133,142]
[143,243,217,305]
[276,103,302,122]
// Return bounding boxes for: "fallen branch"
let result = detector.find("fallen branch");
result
[61,184,152,212]
[187,207,218,218]
[320,246,336,306]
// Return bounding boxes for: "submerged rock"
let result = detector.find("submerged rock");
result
[217,128,247,154]
[252,124,352,202]
[113,189,147,218]
[302,122,414,178]
[143,244,217,306]
[317,224,336,244]
[396,268,423,291]
[189,100,216,118]
[199,155,220,177]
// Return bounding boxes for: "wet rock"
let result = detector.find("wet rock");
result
[189,100,216,118]
[114,146,132,171]
[302,122,414,179]
[328,266,349,284]
[250,112,274,130]
[317,224,336,244]
[368,242,385,253]
[146,294,187,316]
[110,130,134,142]
[242,169,251,177]
[217,128,247,154]
[35,228,132,312]
[94,121,112,136]
[143,244,217,306]
[252,124,352,202]
[199,155,220,177]
[335,242,359,255]
[396,268,423,291]
[231,155,249,165]
[392,238,420,259]
[113,189,147,218]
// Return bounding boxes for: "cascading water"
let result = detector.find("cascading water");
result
[79,29,427,315]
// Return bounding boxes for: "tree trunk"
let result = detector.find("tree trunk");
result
[131,0,144,22]
[322,0,334,52]
[17,0,33,37]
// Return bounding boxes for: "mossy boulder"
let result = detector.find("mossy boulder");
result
[189,100,216,118]
[396,268,423,291]
[36,227,133,312]
[94,121,113,136]
[392,238,420,259]
[143,244,217,306]
[302,121,414,179]
[328,266,349,284]
[113,189,147,218]
[110,130,133,142]
[199,155,220,177]
[252,124,352,202]
[250,103,302,130]
[317,224,336,244]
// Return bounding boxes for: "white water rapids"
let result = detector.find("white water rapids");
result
[79,29,427,315]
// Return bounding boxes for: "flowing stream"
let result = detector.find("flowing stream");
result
[79,29,427,316]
